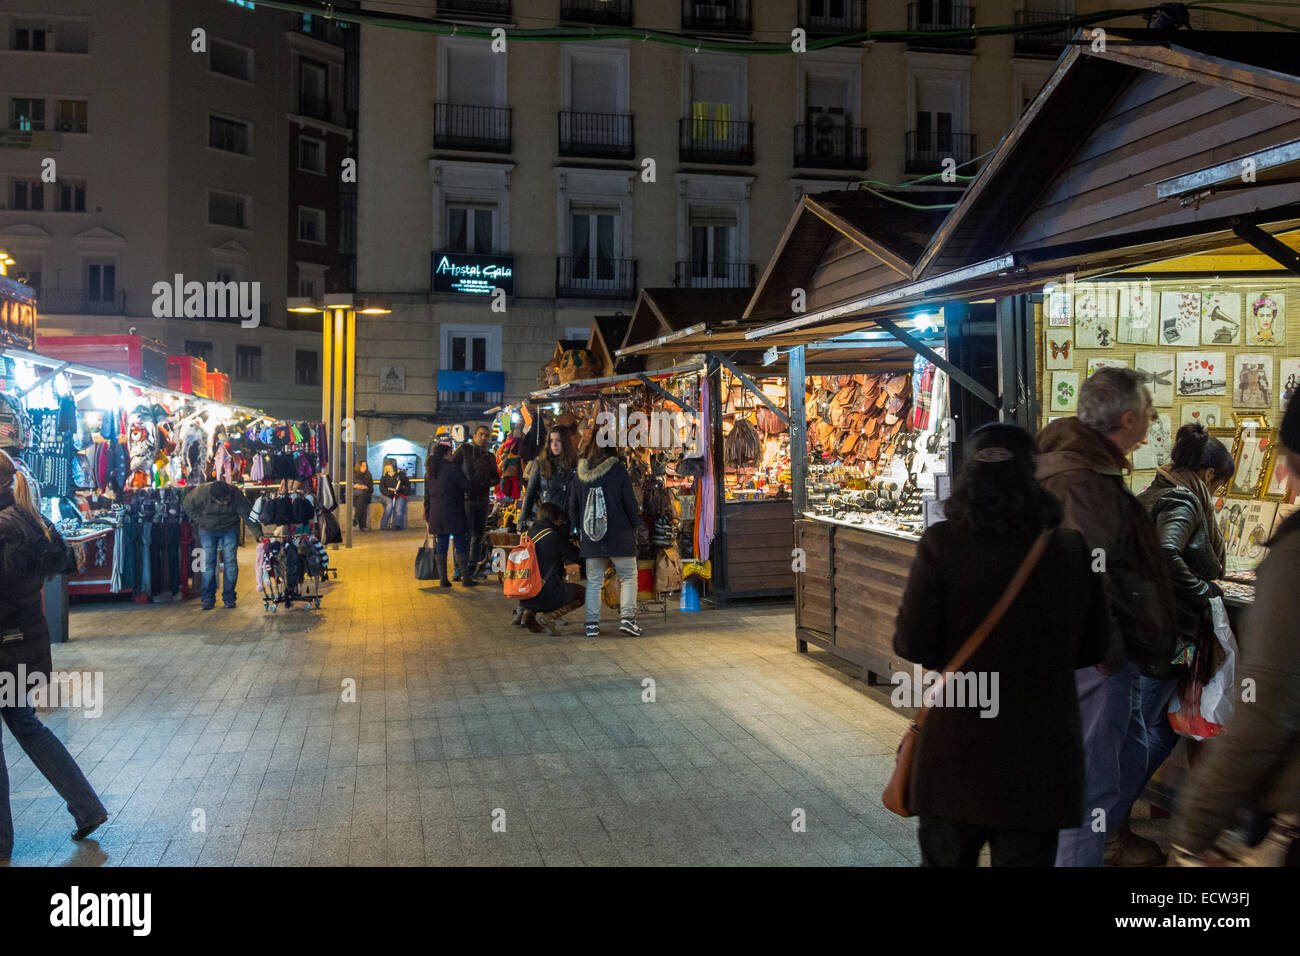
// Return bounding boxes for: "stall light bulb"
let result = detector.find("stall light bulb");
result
[91,376,120,409]
[13,359,36,390]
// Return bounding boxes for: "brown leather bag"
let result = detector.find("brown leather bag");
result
[882,529,1054,817]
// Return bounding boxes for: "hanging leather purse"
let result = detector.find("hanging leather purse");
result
[883,530,1053,817]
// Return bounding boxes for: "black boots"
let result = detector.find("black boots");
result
[457,553,477,587]
[435,554,452,588]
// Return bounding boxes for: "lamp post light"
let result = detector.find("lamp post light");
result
[287,295,390,549]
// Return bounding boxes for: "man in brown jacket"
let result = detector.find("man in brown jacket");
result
[1037,367,1176,867]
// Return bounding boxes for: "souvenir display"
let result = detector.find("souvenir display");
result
[1246,291,1285,346]
[1233,354,1273,408]
[1225,498,1279,575]
[1160,291,1201,346]
[1135,352,1174,406]
[1177,352,1227,396]
[1201,291,1242,346]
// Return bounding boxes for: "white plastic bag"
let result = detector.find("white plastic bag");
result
[1169,596,1238,740]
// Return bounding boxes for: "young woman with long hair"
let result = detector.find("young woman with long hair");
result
[518,425,577,533]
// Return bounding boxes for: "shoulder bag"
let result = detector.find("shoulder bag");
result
[882,528,1054,817]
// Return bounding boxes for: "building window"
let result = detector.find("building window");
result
[9,98,44,131]
[570,207,618,281]
[209,114,251,154]
[298,206,326,244]
[10,179,43,211]
[208,191,250,228]
[690,207,737,278]
[12,20,46,51]
[13,268,41,290]
[86,261,117,304]
[55,19,90,52]
[209,38,253,81]
[55,99,88,133]
[440,324,502,404]
[298,274,321,298]
[186,340,214,365]
[235,345,263,382]
[56,181,86,212]
[295,350,319,386]
[298,136,326,173]
[298,59,330,119]
[447,204,495,254]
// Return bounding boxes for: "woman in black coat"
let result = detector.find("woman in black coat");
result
[893,424,1109,866]
[568,440,642,638]
[517,426,577,533]
[0,450,108,860]
[352,461,374,531]
[424,444,474,588]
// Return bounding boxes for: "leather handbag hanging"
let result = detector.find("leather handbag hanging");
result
[882,528,1054,817]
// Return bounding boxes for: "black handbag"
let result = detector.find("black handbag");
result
[414,536,438,581]
[320,511,342,544]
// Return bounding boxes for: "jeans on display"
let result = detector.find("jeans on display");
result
[919,816,1060,867]
[198,528,239,608]
[1056,661,1147,866]
[0,706,108,858]
[380,495,395,530]
[465,498,489,573]
[584,556,637,622]
[392,496,408,530]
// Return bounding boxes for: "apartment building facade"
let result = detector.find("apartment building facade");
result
[0,0,358,418]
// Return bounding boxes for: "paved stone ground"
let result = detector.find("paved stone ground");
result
[3,526,936,867]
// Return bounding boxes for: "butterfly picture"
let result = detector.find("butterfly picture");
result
[1051,340,1071,359]
[1045,334,1074,370]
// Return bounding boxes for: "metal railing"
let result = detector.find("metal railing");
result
[681,0,751,32]
[798,0,866,34]
[905,130,975,173]
[561,0,633,25]
[437,0,512,20]
[434,103,511,153]
[1014,9,1072,56]
[0,130,62,150]
[558,111,634,159]
[674,261,755,289]
[33,287,127,315]
[556,256,638,299]
[907,2,976,50]
[679,117,754,164]
[794,123,868,169]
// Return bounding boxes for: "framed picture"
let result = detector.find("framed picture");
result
[1280,357,1300,412]
[1245,290,1285,347]
[1228,428,1274,498]
[1045,286,1072,326]
[1201,291,1242,346]
[1263,449,1293,501]
[1233,354,1273,409]
[1118,282,1158,345]
[1133,413,1171,471]
[1073,283,1117,348]
[1160,291,1201,346]
[1225,498,1279,575]
[1233,412,1270,431]
[1050,371,1079,412]
[1044,330,1074,370]
[1176,351,1226,396]
[1182,404,1223,429]
[1134,352,1174,406]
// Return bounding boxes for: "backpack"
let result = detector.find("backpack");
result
[654,546,683,593]
[503,528,551,599]
[582,486,608,542]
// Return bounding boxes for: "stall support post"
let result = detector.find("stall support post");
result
[331,308,344,536]
[345,309,356,549]
[995,294,1035,429]
[322,313,332,430]
[708,356,727,608]
[788,345,807,514]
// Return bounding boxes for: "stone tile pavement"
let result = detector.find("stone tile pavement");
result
[4,527,928,866]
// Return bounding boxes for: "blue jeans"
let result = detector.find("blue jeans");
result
[435,534,468,564]
[392,496,408,530]
[1056,662,1150,866]
[380,495,395,529]
[0,706,108,857]
[198,528,239,608]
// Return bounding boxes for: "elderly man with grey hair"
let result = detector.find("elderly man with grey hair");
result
[1037,367,1177,867]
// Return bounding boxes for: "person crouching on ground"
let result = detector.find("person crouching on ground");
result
[516,502,583,634]
[182,477,263,610]
[893,424,1109,866]
[425,443,475,589]
[569,439,642,638]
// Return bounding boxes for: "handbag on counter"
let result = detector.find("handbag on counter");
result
[882,528,1053,818]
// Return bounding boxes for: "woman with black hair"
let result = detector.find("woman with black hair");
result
[1132,424,1236,800]
[893,423,1109,866]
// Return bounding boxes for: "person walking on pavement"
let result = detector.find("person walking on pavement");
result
[894,424,1109,866]
[453,426,499,579]
[182,477,262,611]
[517,425,577,534]
[0,450,109,860]
[517,502,584,634]
[1036,367,1177,867]
[352,461,374,531]
[569,439,642,637]
[1135,424,1235,790]
[424,443,475,589]
[1171,396,1300,865]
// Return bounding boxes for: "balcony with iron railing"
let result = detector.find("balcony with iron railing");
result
[561,0,633,26]
[907,2,976,52]
[798,0,866,35]
[905,130,975,174]
[681,0,751,33]
[794,122,868,170]
[34,287,127,315]
[1013,9,1073,57]
[679,117,753,165]
[558,111,634,159]
[556,256,638,300]
[437,0,512,21]
[434,103,512,153]
[674,261,755,289]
